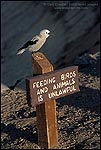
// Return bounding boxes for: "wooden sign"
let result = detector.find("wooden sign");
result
[26,66,79,106]
[26,52,80,149]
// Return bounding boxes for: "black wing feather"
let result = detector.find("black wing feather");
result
[20,40,39,49]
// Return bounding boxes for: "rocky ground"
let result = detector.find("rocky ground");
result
[1,51,100,149]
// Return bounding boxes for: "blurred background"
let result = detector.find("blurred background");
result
[1,1,100,92]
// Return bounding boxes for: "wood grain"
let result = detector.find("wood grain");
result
[32,52,58,148]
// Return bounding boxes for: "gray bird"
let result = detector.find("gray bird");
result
[16,29,51,55]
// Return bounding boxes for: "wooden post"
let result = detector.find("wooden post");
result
[32,52,58,149]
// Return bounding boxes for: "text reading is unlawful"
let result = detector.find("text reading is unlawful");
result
[26,66,80,106]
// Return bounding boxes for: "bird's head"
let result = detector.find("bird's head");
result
[40,29,51,38]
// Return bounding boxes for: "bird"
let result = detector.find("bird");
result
[16,29,52,55]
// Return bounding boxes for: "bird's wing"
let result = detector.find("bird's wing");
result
[31,35,40,43]
[16,36,39,55]
[20,39,39,49]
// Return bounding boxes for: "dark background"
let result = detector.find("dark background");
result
[1,1,100,91]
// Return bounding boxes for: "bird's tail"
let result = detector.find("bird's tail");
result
[16,48,26,55]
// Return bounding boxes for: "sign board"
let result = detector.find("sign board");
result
[26,66,80,106]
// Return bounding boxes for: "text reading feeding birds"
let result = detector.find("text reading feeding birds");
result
[26,66,80,106]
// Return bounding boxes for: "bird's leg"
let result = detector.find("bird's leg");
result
[32,52,38,58]
[32,52,43,60]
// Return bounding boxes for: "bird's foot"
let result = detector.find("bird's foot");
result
[32,52,43,60]
[35,55,43,60]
